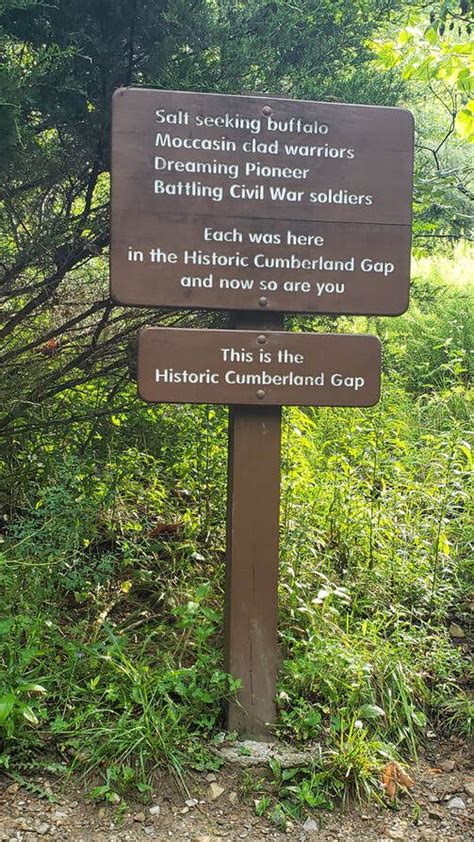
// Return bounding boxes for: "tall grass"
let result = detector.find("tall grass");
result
[0,255,472,808]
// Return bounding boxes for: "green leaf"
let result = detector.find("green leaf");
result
[282,767,299,781]
[358,704,386,720]
[425,25,438,46]
[455,104,474,141]
[20,684,47,695]
[0,695,16,724]
[254,795,270,816]
[0,619,14,636]
[411,710,427,727]
[21,705,39,725]
[90,785,111,801]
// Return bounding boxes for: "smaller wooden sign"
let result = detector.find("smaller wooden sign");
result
[138,328,381,407]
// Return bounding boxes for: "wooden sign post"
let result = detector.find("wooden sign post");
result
[111,88,413,737]
[225,312,283,734]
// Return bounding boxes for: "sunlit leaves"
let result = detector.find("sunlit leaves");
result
[456,99,474,139]
[372,16,473,141]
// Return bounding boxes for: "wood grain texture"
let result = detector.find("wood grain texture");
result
[225,313,283,737]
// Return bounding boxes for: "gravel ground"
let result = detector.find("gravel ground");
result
[0,739,472,841]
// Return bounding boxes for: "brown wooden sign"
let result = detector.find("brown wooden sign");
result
[111,88,414,315]
[138,328,381,407]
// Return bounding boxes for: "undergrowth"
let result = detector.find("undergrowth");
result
[0,263,472,821]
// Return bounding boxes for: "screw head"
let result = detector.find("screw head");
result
[258,296,268,307]
[262,105,272,116]
[256,389,266,399]
[257,334,267,344]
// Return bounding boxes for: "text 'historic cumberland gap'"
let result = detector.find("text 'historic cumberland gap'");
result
[138,329,382,407]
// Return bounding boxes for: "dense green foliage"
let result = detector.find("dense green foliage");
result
[373,2,473,245]
[0,0,472,825]
[1,257,472,817]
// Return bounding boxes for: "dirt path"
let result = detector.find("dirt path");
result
[1,740,472,841]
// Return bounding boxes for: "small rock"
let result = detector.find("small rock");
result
[386,829,405,840]
[180,806,189,814]
[428,794,440,802]
[302,818,319,832]
[449,623,465,638]
[208,783,225,801]
[419,831,437,842]
[228,791,238,805]
[217,739,315,768]
[464,780,474,798]
[447,797,466,810]
[35,824,50,836]
[440,759,456,772]
[133,812,146,822]
[194,837,214,842]
[5,783,20,796]
[185,798,199,808]
[205,773,217,782]
[149,804,161,816]
[428,806,444,820]
[97,808,106,819]
[144,828,154,836]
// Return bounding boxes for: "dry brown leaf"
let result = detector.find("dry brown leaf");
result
[382,763,397,800]
[40,337,60,356]
[382,761,415,800]
[397,764,415,789]
[147,522,183,539]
